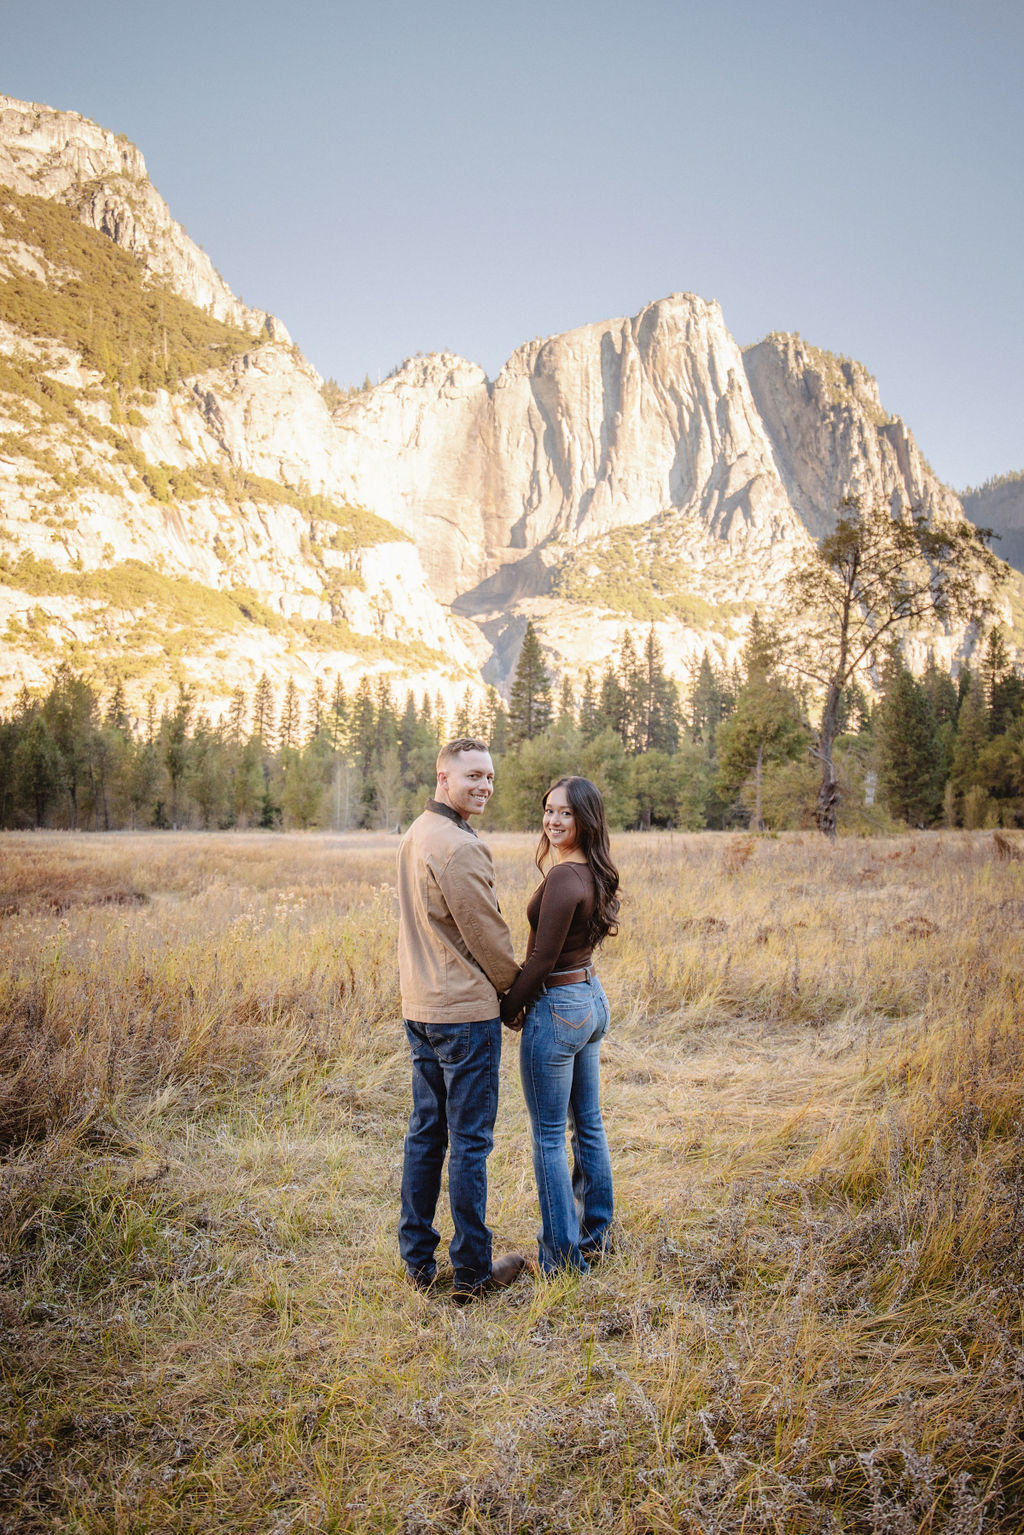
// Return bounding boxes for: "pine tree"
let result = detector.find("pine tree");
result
[279,678,302,750]
[252,674,276,750]
[949,670,990,809]
[374,678,399,762]
[640,627,679,752]
[921,661,959,727]
[12,712,63,827]
[307,677,328,742]
[43,664,100,830]
[715,662,808,830]
[487,690,509,755]
[875,659,943,826]
[688,652,730,746]
[556,675,576,729]
[225,686,248,745]
[162,683,194,830]
[578,670,600,743]
[741,613,782,684]
[981,630,1011,714]
[982,630,1024,734]
[104,679,130,734]
[596,663,625,743]
[617,631,645,753]
[398,692,418,772]
[508,622,553,746]
[350,677,377,774]
[327,676,349,754]
[454,687,476,736]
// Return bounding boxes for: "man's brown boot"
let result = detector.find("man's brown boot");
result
[452,1252,526,1305]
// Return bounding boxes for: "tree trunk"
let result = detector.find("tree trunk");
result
[814,683,843,839]
[752,743,764,833]
[815,754,840,840]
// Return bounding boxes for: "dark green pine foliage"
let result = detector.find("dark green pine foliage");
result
[876,660,944,826]
[578,670,600,743]
[348,677,377,775]
[508,621,553,745]
[42,662,100,831]
[949,670,990,800]
[981,630,1024,734]
[714,614,809,827]
[251,674,276,751]
[688,651,733,746]
[596,663,625,743]
[637,628,679,752]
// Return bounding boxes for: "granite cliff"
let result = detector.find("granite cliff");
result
[0,94,1015,718]
[960,474,1024,574]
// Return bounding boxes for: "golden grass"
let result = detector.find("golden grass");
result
[1,828,1023,1532]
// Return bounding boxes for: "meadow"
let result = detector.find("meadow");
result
[0,828,1022,1534]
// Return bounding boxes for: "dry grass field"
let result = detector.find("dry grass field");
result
[1,828,1022,1534]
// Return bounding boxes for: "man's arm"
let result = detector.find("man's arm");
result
[438,841,519,996]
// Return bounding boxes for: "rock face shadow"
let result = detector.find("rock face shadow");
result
[451,550,555,622]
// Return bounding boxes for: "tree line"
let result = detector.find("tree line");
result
[2,616,1022,835]
[0,495,1012,835]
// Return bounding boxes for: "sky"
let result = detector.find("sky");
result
[2,0,1021,490]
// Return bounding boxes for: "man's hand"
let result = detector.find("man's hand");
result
[503,1011,526,1033]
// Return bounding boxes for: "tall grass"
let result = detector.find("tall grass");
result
[1,829,1022,1532]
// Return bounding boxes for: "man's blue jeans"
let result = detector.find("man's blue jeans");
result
[399,1015,501,1290]
[519,976,613,1273]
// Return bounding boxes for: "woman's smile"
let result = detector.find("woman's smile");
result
[543,787,578,855]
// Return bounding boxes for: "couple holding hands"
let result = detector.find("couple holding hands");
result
[396,737,620,1304]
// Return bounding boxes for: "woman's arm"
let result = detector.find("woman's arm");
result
[499,864,587,1022]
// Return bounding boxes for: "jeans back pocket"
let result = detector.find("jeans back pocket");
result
[550,997,594,1048]
[424,1020,472,1065]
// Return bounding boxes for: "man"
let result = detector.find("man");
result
[396,737,525,1303]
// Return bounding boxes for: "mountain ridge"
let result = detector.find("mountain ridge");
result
[0,94,1018,720]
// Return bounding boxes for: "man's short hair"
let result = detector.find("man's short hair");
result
[437,737,490,773]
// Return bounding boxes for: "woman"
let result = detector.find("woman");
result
[500,776,620,1274]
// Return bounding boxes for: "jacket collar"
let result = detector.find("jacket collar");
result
[426,798,477,836]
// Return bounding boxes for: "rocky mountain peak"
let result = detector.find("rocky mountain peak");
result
[0,94,285,340]
[1,92,1018,718]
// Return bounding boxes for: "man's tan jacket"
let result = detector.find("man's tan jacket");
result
[397,801,518,1024]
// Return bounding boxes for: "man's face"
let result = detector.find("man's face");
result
[437,750,495,819]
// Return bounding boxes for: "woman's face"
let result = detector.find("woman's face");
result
[543,785,579,856]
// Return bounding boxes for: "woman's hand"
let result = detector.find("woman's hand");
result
[503,1011,526,1033]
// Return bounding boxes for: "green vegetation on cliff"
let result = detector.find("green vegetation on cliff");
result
[555,526,746,627]
[188,463,408,547]
[0,346,403,551]
[0,552,442,682]
[0,188,257,391]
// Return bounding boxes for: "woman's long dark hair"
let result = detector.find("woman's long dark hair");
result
[536,776,620,948]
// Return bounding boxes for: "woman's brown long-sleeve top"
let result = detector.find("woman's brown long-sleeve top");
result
[499,861,596,1022]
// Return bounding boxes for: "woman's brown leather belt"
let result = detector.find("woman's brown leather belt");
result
[546,964,596,987]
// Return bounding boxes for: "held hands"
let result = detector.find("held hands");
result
[502,1010,526,1033]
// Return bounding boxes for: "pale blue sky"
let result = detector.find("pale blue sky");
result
[3,0,1021,490]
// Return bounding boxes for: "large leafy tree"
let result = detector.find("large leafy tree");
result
[784,495,1005,837]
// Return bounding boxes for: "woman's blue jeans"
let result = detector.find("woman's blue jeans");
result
[520,976,613,1274]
